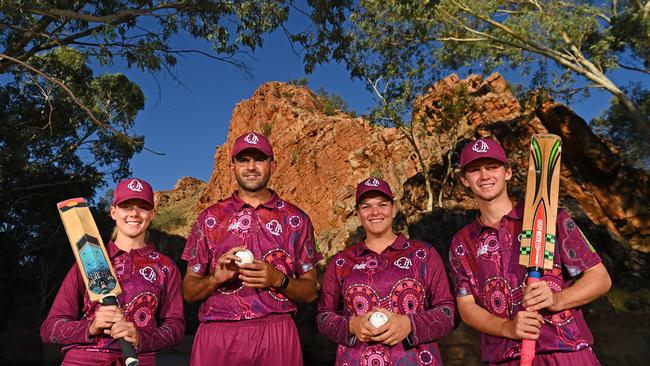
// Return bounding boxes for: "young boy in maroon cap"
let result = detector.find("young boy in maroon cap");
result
[182,132,322,366]
[317,177,455,365]
[448,138,611,365]
[41,178,185,365]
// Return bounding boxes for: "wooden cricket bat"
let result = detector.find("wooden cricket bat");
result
[518,134,562,366]
[57,198,138,366]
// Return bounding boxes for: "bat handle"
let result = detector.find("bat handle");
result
[520,270,541,366]
[101,295,139,366]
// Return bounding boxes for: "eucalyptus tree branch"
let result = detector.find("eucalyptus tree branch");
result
[0,52,164,156]
[22,2,188,24]
[618,63,650,75]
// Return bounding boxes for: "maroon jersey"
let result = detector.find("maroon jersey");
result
[182,190,322,321]
[448,201,602,363]
[40,241,185,362]
[317,234,455,365]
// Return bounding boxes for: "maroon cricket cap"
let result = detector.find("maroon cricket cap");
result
[113,178,154,207]
[459,138,508,169]
[231,132,274,159]
[355,177,394,204]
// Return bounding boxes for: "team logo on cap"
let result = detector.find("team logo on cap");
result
[472,140,489,153]
[127,179,143,192]
[365,178,380,187]
[244,133,259,144]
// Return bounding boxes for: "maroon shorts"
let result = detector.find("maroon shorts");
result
[488,347,600,366]
[61,348,156,366]
[190,313,303,366]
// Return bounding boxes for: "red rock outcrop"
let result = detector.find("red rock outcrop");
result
[192,74,648,264]
[197,82,421,255]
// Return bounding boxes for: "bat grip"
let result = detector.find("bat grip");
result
[101,295,139,366]
[520,270,541,366]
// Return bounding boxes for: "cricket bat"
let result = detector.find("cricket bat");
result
[57,198,138,366]
[518,134,562,366]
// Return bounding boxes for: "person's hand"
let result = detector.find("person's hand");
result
[524,280,558,312]
[212,246,246,286]
[503,310,544,340]
[110,319,140,348]
[89,305,124,337]
[369,308,412,346]
[238,260,284,289]
[348,312,374,343]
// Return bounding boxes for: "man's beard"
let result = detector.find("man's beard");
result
[235,172,270,193]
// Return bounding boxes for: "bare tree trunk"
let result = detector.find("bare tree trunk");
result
[399,126,434,212]
[438,148,455,208]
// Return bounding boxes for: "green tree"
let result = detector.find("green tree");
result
[0,1,351,319]
[312,1,649,164]
[0,47,144,328]
[424,83,477,207]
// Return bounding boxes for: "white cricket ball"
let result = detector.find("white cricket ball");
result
[235,249,254,266]
[369,311,388,328]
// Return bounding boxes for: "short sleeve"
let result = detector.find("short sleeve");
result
[290,213,323,275]
[181,213,211,276]
[448,235,474,298]
[555,209,602,277]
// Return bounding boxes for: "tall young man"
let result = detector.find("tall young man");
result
[448,137,611,365]
[182,132,322,366]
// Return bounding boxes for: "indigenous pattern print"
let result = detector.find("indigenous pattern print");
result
[182,190,322,322]
[40,241,185,358]
[448,202,602,363]
[264,249,295,301]
[317,234,455,366]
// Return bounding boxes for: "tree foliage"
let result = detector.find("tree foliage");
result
[0,47,145,319]
[311,0,650,166]
[0,1,351,343]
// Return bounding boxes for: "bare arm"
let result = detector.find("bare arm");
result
[457,295,543,340]
[525,263,611,312]
[182,246,245,303]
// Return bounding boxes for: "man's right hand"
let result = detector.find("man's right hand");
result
[503,310,544,340]
[348,312,375,343]
[211,246,247,286]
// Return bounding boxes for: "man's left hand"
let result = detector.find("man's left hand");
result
[239,260,284,289]
[524,280,558,312]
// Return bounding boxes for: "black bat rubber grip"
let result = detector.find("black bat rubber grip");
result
[101,295,139,366]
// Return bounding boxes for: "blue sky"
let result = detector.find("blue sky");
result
[95,26,374,195]
[92,15,647,196]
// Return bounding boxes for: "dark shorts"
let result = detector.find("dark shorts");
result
[488,347,600,366]
[190,313,303,366]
